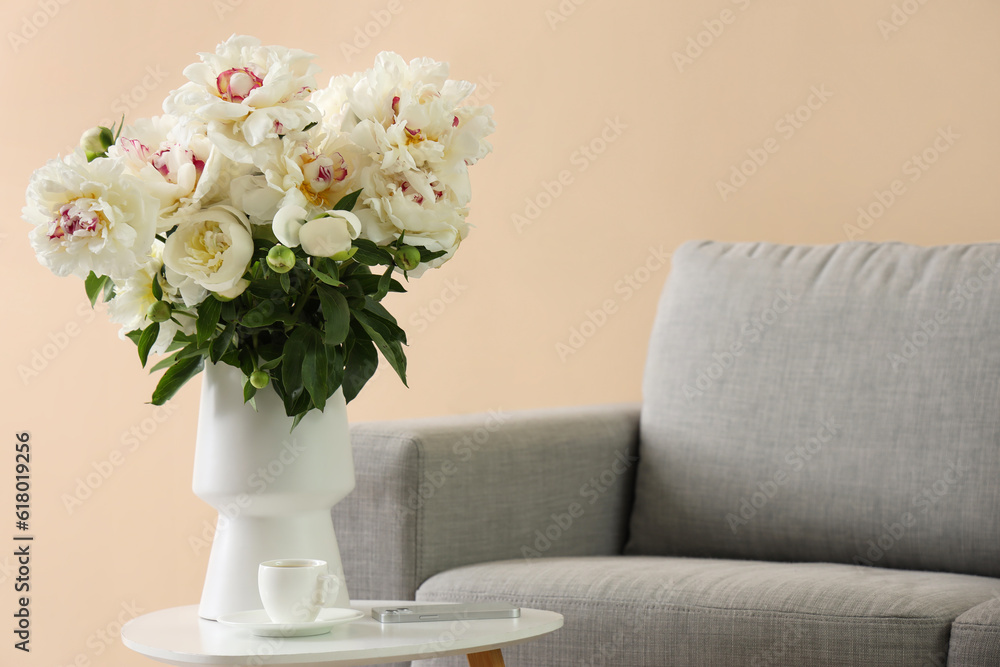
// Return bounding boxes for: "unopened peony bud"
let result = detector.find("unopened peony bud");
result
[266,245,296,273]
[249,370,270,389]
[394,245,421,271]
[147,301,172,323]
[80,126,115,161]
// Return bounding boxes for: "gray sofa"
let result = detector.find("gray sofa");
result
[333,241,1000,666]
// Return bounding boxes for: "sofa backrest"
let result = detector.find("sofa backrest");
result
[626,241,1000,578]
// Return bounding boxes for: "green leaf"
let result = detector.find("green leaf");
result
[259,355,283,371]
[151,355,204,405]
[103,278,115,302]
[237,349,255,378]
[326,344,345,397]
[354,311,407,386]
[209,321,237,364]
[150,273,163,301]
[85,272,109,307]
[241,301,292,328]
[125,329,143,345]
[149,352,179,373]
[137,322,160,368]
[343,337,378,402]
[318,286,350,346]
[418,247,448,262]
[167,333,194,350]
[363,298,407,343]
[285,388,312,420]
[344,276,367,300]
[279,271,291,293]
[248,275,285,299]
[243,376,258,403]
[301,329,328,411]
[175,342,208,361]
[375,265,394,301]
[281,327,309,396]
[333,188,363,212]
[348,274,405,295]
[350,239,394,266]
[362,297,399,322]
[220,300,238,322]
[196,297,223,346]
[310,262,342,287]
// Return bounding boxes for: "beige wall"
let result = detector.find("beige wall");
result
[1,0,997,664]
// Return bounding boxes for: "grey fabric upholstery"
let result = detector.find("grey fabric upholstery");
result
[332,241,1000,666]
[414,556,998,666]
[628,241,1000,578]
[949,596,1000,666]
[333,403,640,601]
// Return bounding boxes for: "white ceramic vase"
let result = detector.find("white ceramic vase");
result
[192,362,355,620]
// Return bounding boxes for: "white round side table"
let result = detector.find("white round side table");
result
[122,600,563,666]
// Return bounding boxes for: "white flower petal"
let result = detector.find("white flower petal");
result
[272,205,308,247]
[299,215,355,258]
[162,206,253,298]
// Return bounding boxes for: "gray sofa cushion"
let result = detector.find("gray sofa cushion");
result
[948,595,1000,666]
[414,555,998,666]
[627,241,1000,578]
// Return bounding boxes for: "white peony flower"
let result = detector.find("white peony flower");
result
[109,115,231,230]
[312,72,361,134]
[23,151,158,280]
[229,173,284,225]
[164,35,321,167]
[261,133,368,212]
[355,166,469,274]
[273,206,361,258]
[433,103,495,205]
[107,241,191,354]
[230,134,368,226]
[342,52,495,206]
[162,205,253,305]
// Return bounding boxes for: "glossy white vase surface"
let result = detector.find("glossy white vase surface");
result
[192,362,354,620]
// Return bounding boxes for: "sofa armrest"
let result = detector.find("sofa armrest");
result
[332,403,641,601]
[948,596,1000,666]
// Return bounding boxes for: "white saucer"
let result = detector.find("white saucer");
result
[216,608,365,637]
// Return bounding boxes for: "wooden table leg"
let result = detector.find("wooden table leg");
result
[467,648,505,666]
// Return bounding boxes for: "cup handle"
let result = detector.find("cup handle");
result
[313,572,339,607]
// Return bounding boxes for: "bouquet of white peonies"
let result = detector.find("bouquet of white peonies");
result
[23,35,494,424]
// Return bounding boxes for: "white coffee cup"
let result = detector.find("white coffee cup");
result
[258,559,340,624]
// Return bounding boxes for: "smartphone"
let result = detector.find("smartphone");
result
[371,602,521,623]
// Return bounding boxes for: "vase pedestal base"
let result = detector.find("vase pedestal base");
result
[198,509,351,621]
